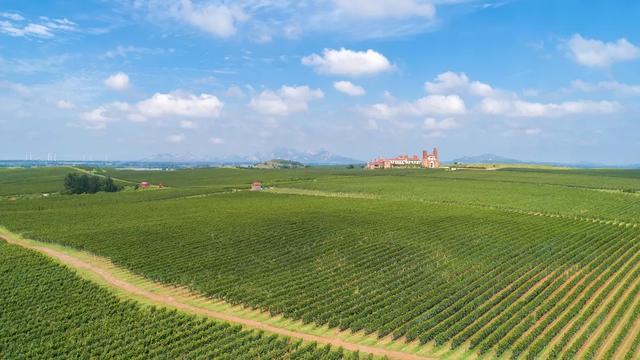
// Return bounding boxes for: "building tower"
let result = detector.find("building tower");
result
[432,147,440,168]
[421,150,429,168]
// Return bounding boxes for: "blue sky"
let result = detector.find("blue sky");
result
[0,0,639,163]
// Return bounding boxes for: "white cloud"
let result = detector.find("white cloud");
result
[415,95,466,115]
[143,0,247,38]
[79,91,224,130]
[166,133,185,143]
[127,113,147,123]
[363,94,466,119]
[137,92,224,118]
[250,85,324,116]
[480,97,619,117]
[423,117,459,131]
[567,34,640,67]
[103,45,169,59]
[1,21,53,38]
[81,103,129,130]
[425,71,495,97]
[209,137,224,144]
[361,70,622,121]
[182,1,248,38]
[56,100,75,109]
[334,81,365,96]
[0,16,76,38]
[104,72,130,91]
[572,79,640,96]
[81,107,108,130]
[302,48,393,77]
[525,128,541,135]
[333,0,435,19]
[1,13,24,21]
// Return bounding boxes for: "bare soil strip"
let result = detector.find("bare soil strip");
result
[574,270,640,359]
[542,251,640,358]
[0,231,436,360]
[599,288,640,359]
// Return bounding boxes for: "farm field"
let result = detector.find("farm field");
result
[0,240,361,359]
[0,167,82,196]
[1,166,640,359]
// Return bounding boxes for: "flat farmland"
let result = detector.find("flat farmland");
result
[1,167,640,359]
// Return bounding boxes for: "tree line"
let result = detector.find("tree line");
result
[64,173,121,194]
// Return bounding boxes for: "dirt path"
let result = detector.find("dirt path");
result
[0,233,436,360]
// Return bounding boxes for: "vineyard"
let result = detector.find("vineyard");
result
[0,241,362,359]
[1,166,640,359]
[0,166,81,196]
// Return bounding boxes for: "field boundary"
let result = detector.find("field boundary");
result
[0,227,441,360]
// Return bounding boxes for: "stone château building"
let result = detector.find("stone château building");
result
[367,148,440,169]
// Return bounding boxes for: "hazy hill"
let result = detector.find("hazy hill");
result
[142,148,363,165]
[254,159,306,169]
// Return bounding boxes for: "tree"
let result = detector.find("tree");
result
[63,173,121,194]
[64,173,82,194]
[104,177,120,192]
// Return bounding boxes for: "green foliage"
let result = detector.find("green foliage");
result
[0,242,359,359]
[63,173,121,194]
[0,166,79,196]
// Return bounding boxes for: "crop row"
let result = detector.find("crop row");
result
[0,242,363,359]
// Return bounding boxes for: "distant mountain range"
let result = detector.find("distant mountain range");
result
[141,148,363,165]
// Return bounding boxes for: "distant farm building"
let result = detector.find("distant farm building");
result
[367,147,441,169]
[139,181,150,189]
[251,181,262,191]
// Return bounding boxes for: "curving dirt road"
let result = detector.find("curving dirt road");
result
[0,233,437,360]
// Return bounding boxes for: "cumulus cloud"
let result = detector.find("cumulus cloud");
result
[567,34,640,67]
[80,102,130,130]
[333,0,435,19]
[334,81,365,96]
[179,0,248,38]
[302,48,393,77]
[104,72,130,91]
[360,70,622,121]
[362,94,466,119]
[425,71,495,97]
[137,92,224,118]
[139,0,247,38]
[209,137,224,144]
[250,85,324,116]
[80,91,224,130]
